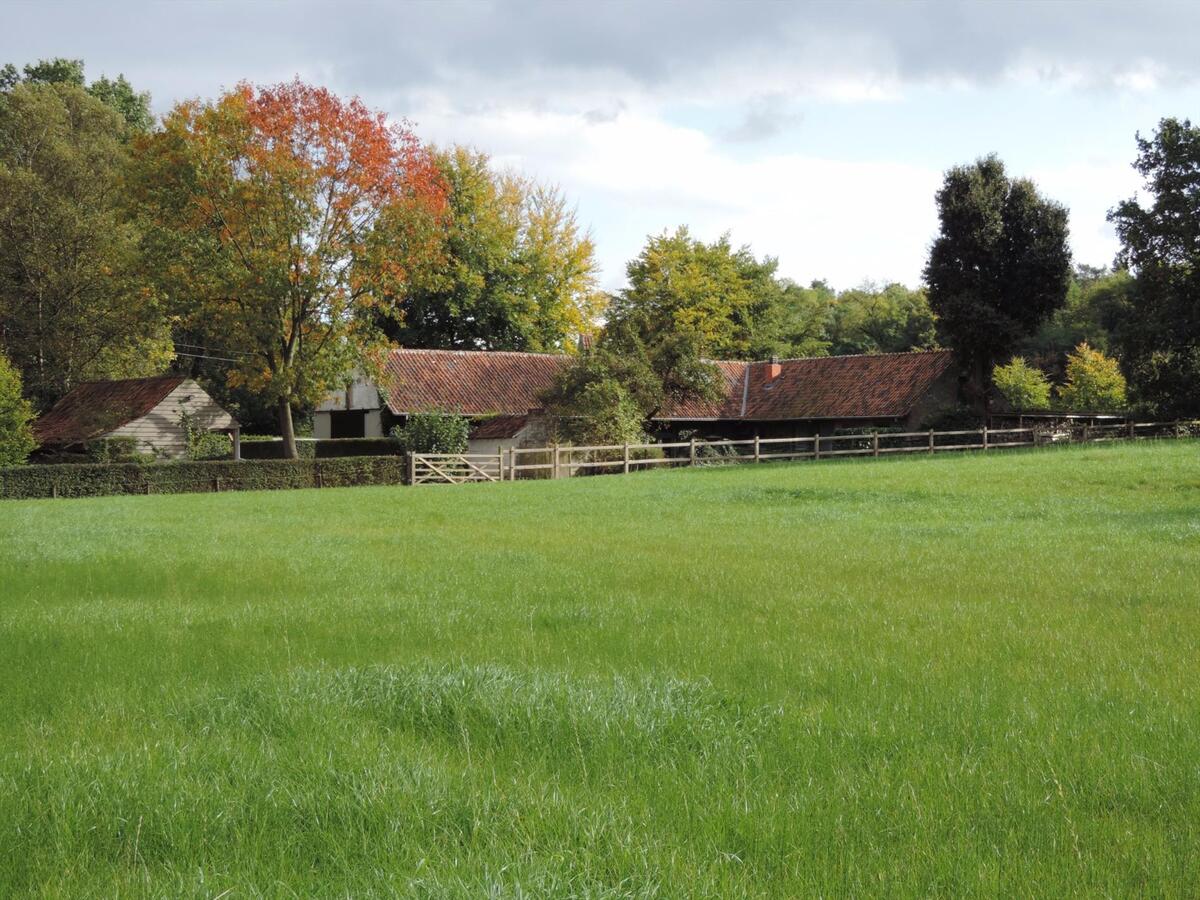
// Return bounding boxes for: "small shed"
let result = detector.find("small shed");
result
[466,413,550,456]
[34,376,241,460]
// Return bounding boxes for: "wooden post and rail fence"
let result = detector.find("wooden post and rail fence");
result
[406,420,1198,485]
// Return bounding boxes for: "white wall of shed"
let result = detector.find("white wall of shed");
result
[108,380,237,460]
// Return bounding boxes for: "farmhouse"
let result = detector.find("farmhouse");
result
[316,348,959,451]
[34,376,241,460]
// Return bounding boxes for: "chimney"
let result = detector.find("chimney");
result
[766,356,782,380]
[577,333,594,353]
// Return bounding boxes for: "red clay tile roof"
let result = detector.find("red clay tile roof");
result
[663,350,957,421]
[34,376,188,446]
[468,414,529,440]
[382,349,570,416]
[380,348,956,423]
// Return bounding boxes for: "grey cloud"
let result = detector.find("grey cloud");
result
[722,96,804,143]
[2,0,1197,116]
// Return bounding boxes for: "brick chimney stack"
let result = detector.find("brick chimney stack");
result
[766,356,782,380]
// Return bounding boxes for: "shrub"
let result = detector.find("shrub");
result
[919,403,983,431]
[393,411,470,454]
[1057,342,1127,412]
[0,456,407,500]
[0,351,35,467]
[180,409,232,460]
[993,357,1052,411]
[84,436,155,464]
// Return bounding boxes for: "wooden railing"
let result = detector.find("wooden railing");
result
[406,421,1197,485]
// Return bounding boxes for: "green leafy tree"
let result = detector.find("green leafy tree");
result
[540,340,660,444]
[392,411,470,453]
[384,146,604,352]
[1107,118,1200,417]
[925,155,1071,406]
[1056,343,1127,411]
[1,58,151,133]
[0,81,167,410]
[764,279,833,358]
[608,227,789,361]
[0,350,35,466]
[992,357,1051,411]
[1022,266,1132,374]
[827,282,937,356]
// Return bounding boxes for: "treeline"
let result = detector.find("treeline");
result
[1,57,1198,463]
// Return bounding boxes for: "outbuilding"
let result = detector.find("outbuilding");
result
[34,376,241,460]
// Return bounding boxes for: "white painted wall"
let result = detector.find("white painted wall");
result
[108,380,237,459]
[316,376,382,412]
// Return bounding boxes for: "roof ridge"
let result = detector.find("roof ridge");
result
[757,348,952,364]
[391,348,569,359]
[72,374,185,387]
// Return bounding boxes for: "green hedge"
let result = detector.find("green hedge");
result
[239,438,403,460]
[0,456,408,501]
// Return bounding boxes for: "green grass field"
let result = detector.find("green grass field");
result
[1,441,1198,897]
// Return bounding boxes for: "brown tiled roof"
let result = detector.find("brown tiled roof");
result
[662,350,957,420]
[380,347,956,423]
[469,414,529,440]
[382,349,570,416]
[34,376,187,446]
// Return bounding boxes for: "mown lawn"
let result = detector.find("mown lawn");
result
[1,441,1198,897]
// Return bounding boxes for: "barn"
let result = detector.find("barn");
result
[314,347,961,452]
[34,376,241,460]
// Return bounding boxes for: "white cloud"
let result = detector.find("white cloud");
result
[411,100,942,289]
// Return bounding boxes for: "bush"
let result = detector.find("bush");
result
[238,438,403,460]
[0,456,407,501]
[919,403,983,431]
[993,357,1052,411]
[393,411,469,454]
[1057,342,1127,412]
[0,351,35,467]
[84,436,156,465]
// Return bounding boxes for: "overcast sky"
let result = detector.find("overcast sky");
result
[4,0,1198,291]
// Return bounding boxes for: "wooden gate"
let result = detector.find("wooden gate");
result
[409,452,503,484]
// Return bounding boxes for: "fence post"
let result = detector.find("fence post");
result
[1128,420,1135,440]
[928,429,935,453]
[407,451,416,485]
[509,447,516,481]
[813,434,820,461]
[689,438,696,466]
[498,448,504,482]
[754,434,761,463]
[981,426,988,451]
[872,431,879,457]
[554,445,561,479]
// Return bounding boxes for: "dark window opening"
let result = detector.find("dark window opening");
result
[329,410,366,439]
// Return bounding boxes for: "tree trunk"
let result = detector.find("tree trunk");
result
[277,398,298,460]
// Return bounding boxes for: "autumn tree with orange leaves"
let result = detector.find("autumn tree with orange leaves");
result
[130,79,445,457]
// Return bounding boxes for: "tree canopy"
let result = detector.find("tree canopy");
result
[925,155,1071,405]
[1,57,152,133]
[383,146,604,353]
[0,349,35,466]
[1107,118,1200,417]
[0,80,168,410]
[129,79,446,456]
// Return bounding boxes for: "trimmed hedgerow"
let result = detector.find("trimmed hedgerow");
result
[0,456,407,501]
[239,438,403,460]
